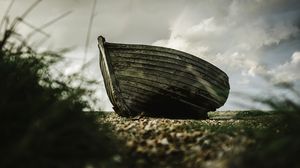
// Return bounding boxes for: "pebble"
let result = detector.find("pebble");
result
[160,138,169,145]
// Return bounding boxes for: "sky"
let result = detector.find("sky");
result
[1,0,300,111]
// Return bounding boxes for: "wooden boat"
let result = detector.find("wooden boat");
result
[98,36,230,118]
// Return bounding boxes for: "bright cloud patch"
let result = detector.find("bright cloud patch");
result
[269,52,300,84]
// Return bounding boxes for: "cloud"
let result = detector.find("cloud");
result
[152,0,300,110]
[187,17,223,35]
[228,51,300,85]
[268,52,300,84]
[153,0,300,76]
[153,16,221,56]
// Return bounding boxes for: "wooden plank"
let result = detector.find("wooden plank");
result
[107,43,227,77]
[109,48,229,86]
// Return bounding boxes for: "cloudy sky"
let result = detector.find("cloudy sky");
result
[1,0,300,111]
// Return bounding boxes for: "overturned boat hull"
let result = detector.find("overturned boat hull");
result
[98,36,230,118]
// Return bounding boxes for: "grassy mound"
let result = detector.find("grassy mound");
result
[0,28,117,168]
[230,91,300,168]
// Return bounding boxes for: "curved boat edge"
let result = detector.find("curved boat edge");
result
[97,36,140,117]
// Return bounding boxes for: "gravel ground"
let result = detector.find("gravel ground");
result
[97,111,276,168]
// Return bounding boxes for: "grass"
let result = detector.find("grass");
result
[177,111,276,135]
[0,8,120,168]
[229,89,300,168]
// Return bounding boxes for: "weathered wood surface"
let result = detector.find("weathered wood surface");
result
[98,36,230,118]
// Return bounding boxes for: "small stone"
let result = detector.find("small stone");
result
[191,145,201,152]
[146,139,155,146]
[176,132,183,138]
[150,146,158,154]
[160,138,169,145]
[145,123,151,130]
[126,140,134,147]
